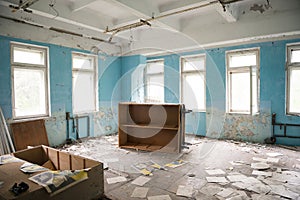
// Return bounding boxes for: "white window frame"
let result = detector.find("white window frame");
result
[286,43,300,115]
[11,42,50,119]
[226,48,260,114]
[144,59,164,103]
[180,54,206,112]
[72,52,98,115]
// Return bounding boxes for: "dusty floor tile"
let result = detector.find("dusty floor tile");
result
[199,184,223,196]
[131,176,151,186]
[147,195,172,200]
[216,188,234,198]
[131,187,149,198]
[176,185,194,198]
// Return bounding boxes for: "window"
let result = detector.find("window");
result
[287,44,300,114]
[11,42,49,119]
[144,60,164,103]
[181,55,206,111]
[72,53,98,114]
[226,49,259,114]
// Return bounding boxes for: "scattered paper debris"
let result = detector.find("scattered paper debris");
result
[266,157,280,163]
[229,161,244,166]
[253,157,268,162]
[199,185,223,196]
[206,176,228,183]
[131,176,151,186]
[227,174,248,182]
[147,195,172,200]
[131,187,149,198]
[140,168,153,176]
[251,162,270,170]
[176,185,194,198]
[205,169,226,175]
[252,170,273,177]
[266,152,283,157]
[165,160,186,168]
[216,188,234,198]
[106,176,127,184]
[269,184,300,199]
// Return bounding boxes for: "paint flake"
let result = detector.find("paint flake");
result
[252,170,273,177]
[266,152,283,157]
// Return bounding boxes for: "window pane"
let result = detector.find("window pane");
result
[73,72,96,113]
[182,73,205,110]
[73,56,94,70]
[13,47,45,65]
[146,75,164,102]
[230,72,250,112]
[147,61,164,74]
[14,68,46,117]
[291,49,300,63]
[183,57,205,71]
[252,68,258,113]
[289,68,300,113]
[229,53,257,68]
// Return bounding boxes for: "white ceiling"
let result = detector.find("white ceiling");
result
[0,0,299,56]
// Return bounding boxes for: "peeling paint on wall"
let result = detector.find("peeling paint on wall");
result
[93,103,118,136]
[44,111,67,146]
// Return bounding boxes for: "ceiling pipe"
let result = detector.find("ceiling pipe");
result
[104,0,246,42]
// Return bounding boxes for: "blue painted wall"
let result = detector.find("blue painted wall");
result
[0,35,122,145]
[0,35,300,146]
[145,39,300,145]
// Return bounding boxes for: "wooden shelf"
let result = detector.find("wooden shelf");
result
[121,124,178,131]
[118,103,184,153]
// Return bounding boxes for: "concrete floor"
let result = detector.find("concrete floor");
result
[60,134,300,200]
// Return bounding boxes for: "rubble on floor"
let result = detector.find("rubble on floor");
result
[59,134,300,200]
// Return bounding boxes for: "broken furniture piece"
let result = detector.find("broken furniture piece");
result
[10,119,49,151]
[118,102,185,153]
[0,145,104,200]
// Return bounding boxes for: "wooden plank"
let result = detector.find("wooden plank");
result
[10,119,49,151]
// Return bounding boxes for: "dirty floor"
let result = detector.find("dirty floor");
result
[60,134,300,200]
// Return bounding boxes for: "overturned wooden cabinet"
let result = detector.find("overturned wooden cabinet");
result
[118,102,185,153]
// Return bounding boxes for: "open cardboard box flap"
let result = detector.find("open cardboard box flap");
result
[0,145,104,200]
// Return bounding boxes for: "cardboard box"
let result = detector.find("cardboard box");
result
[0,145,104,200]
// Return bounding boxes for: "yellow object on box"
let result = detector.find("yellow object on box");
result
[140,168,152,176]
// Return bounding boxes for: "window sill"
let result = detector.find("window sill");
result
[8,116,51,124]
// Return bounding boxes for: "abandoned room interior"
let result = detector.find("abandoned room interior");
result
[0,0,300,199]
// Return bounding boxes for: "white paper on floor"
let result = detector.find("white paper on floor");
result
[147,195,172,200]
[253,157,268,162]
[205,169,226,175]
[206,177,228,183]
[131,176,151,186]
[252,170,273,177]
[131,187,149,198]
[176,185,194,198]
[266,152,283,157]
[106,176,127,184]
[266,157,280,163]
[226,174,248,182]
[251,162,270,170]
